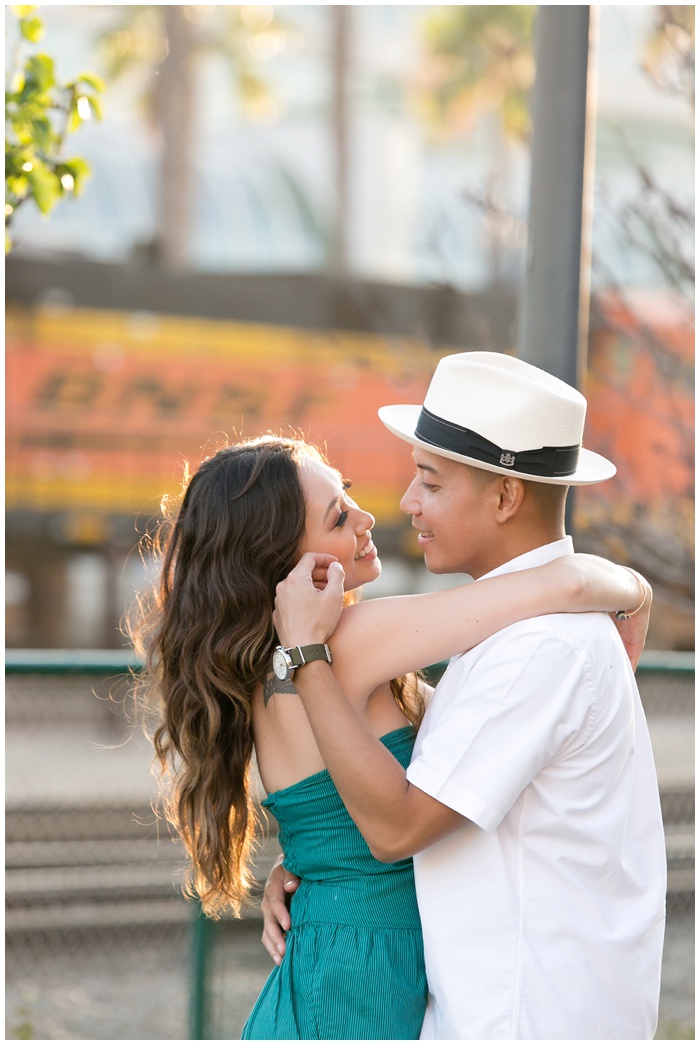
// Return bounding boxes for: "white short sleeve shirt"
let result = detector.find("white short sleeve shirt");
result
[407,538,666,1040]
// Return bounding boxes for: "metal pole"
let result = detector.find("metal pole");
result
[4,648,142,673]
[517,6,599,390]
[189,902,213,1039]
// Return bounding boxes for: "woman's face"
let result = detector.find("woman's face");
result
[297,456,380,592]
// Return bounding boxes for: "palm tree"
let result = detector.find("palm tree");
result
[416,6,536,283]
[98,5,287,270]
[418,5,536,143]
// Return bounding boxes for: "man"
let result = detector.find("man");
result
[264,352,666,1039]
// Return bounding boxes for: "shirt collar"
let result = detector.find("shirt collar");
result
[479,536,574,581]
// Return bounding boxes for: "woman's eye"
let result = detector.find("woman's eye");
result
[421,482,438,492]
[334,510,349,528]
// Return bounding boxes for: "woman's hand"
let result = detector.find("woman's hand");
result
[273,552,346,648]
[610,569,652,671]
[260,856,301,964]
[565,554,652,671]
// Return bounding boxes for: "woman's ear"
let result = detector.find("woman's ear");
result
[495,476,525,522]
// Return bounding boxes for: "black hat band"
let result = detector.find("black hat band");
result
[414,406,580,477]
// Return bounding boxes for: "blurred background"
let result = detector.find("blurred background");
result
[5,4,694,1040]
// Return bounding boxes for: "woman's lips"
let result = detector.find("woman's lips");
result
[355,539,377,561]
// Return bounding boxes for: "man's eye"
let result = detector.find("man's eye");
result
[334,510,349,528]
[421,482,438,491]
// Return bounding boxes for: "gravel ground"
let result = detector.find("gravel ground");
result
[5,913,694,1040]
[5,921,272,1041]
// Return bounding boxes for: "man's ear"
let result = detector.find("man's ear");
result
[495,476,525,522]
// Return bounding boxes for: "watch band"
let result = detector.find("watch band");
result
[288,643,332,669]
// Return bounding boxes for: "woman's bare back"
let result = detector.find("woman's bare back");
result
[252,675,410,795]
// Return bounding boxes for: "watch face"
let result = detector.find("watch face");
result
[272,648,290,681]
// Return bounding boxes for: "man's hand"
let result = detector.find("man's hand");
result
[260,857,301,964]
[273,552,345,648]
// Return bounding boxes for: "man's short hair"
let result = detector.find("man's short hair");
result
[466,464,568,523]
[523,479,569,522]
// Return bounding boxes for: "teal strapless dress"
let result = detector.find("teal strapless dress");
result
[242,726,427,1040]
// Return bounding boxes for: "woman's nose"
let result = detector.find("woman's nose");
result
[356,508,375,533]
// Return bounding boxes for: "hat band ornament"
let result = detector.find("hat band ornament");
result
[414,407,580,478]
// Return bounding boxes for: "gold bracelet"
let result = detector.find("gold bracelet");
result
[614,568,649,621]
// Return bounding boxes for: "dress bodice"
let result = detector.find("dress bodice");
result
[263,726,414,882]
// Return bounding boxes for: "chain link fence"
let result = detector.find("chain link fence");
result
[5,652,694,1040]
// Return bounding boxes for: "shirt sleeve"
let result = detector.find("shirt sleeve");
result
[406,622,597,831]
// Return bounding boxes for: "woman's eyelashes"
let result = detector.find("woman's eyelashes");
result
[334,509,349,528]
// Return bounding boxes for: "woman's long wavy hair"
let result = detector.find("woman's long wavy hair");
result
[127,435,424,918]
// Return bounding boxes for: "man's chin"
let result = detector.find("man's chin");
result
[423,552,448,575]
[424,551,470,577]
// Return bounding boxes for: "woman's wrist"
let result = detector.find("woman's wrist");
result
[571,555,651,615]
[614,567,650,620]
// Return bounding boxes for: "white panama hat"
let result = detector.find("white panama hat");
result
[378,351,616,486]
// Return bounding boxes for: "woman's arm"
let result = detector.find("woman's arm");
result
[271,557,652,862]
[318,553,647,700]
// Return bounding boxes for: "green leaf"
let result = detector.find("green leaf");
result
[25,53,55,93]
[19,14,44,42]
[13,121,39,148]
[59,156,91,194]
[60,157,91,179]
[6,174,29,200]
[67,103,82,133]
[25,158,60,214]
[5,147,25,177]
[76,71,105,94]
[30,115,54,151]
[5,6,104,232]
[9,71,25,94]
[85,94,103,121]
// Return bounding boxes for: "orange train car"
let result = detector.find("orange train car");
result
[6,304,453,528]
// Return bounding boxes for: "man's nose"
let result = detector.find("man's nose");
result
[399,480,420,516]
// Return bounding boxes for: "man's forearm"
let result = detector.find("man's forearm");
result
[290,662,463,860]
[294,662,412,853]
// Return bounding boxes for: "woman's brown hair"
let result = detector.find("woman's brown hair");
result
[128,435,423,917]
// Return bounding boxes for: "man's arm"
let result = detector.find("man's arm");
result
[289,661,467,860]
[260,856,300,963]
[273,557,467,862]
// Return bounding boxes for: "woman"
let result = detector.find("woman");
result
[128,434,649,1041]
